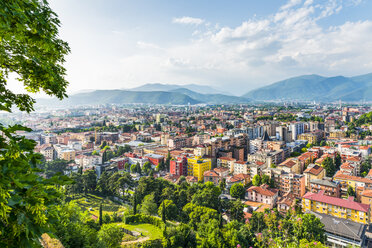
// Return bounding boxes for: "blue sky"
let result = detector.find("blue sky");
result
[33,0,372,95]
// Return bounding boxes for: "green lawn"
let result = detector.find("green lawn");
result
[69,194,127,217]
[119,223,163,240]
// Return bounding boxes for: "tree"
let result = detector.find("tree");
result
[100,141,107,149]
[143,161,152,175]
[156,159,165,171]
[130,163,138,174]
[140,193,158,216]
[335,153,341,169]
[229,200,244,222]
[103,213,111,224]
[293,214,326,243]
[163,223,196,248]
[261,174,270,185]
[161,200,166,223]
[159,200,178,221]
[347,186,355,197]
[82,170,97,194]
[97,171,112,195]
[39,158,69,178]
[322,157,336,177]
[97,224,123,248]
[219,178,226,192]
[53,202,98,248]
[133,190,138,215]
[252,174,261,186]
[136,162,142,175]
[230,183,245,199]
[99,203,103,226]
[124,162,131,171]
[191,182,221,210]
[0,0,70,245]
[166,151,171,172]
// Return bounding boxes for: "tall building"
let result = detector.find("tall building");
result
[187,156,211,181]
[289,122,304,141]
[170,156,188,176]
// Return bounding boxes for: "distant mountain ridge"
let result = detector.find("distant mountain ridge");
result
[36,87,250,107]
[128,83,230,95]
[36,90,201,106]
[243,73,372,102]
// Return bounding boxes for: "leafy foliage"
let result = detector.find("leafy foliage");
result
[230,183,245,199]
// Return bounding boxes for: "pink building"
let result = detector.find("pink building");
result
[246,184,279,207]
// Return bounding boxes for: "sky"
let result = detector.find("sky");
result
[13,0,372,96]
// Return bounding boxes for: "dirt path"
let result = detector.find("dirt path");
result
[121,236,149,245]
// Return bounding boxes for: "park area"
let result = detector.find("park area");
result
[68,194,127,217]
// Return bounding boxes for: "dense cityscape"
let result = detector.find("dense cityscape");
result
[2,102,371,247]
[2,0,372,247]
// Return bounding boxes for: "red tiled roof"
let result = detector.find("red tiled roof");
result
[214,167,229,173]
[204,170,219,177]
[334,171,372,184]
[234,160,246,164]
[303,191,370,212]
[304,164,324,176]
[247,185,278,197]
[367,169,372,178]
[280,159,296,168]
[361,190,372,198]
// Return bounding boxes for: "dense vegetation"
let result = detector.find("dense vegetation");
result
[354,111,372,126]
[60,173,328,248]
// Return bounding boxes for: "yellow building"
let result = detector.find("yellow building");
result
[329,130,346,139]
[302,191,370,224]
[59,149,76,161]
[297,133,318,144]
[187,156,211,181]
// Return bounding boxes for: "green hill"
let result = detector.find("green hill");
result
[37,90,201,106]
[243,73,372,102]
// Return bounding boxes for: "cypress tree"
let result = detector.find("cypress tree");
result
[162,201,166,223]
[99,202,103,226]
[133,190,137,215]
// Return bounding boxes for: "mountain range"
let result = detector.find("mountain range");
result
[36,72,372,107]
[127,83,230,95]
[36,87,250,107]
[243,73,372,101]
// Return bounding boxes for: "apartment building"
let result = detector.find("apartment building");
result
[279,173,306,198]
[303,164,326,189]
[246,184,279,208]
[187,156,212,181]
[302,191,370,224]
[309,178,341,198]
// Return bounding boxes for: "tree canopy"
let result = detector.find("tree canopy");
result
[0,0,70,246]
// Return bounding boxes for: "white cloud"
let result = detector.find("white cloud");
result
[162,0,372,93]
[136,41,162,50]
[57,0,372,95]
[172,16,205,25]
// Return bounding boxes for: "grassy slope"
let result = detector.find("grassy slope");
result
[119,223,163,240]
[69,194,127,217]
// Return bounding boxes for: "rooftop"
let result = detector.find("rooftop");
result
[303,191,370,212]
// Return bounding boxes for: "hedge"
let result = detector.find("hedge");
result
[124,214,165,229]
